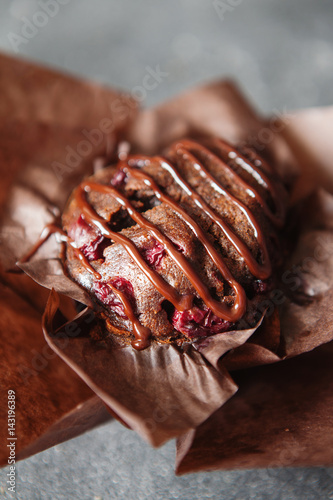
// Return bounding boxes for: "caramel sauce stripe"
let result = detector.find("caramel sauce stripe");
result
[153,152,271,280]
[179,139,284,226]
[75,185,191,312]
[106,281,151,349]
[19,139,280,349]
[81,180,246,322]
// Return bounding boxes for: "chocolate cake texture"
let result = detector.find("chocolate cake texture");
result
[61,138,287,349]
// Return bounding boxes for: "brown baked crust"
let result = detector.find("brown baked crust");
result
[62,138,287,348]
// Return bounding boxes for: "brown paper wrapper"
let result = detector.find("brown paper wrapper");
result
[0,53,138,464]
[175,106,333,473]
[176,341,333,473]
[1,53,333,470]
[0,280,111,466]
[42,290,239,447]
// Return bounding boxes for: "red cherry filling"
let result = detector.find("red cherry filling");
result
[111,169,127,187]
[172,306,232,338]
[68,215,107,261]
[93,277,135,318]
[141,239,165,267]
[253,279,273,294]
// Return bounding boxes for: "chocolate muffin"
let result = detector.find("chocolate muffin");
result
[62,138,287,349]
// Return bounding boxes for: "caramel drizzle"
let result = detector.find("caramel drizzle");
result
[78,181,246,322]
[72,140,283,347]
[184,138,285,226]
[75,183,193,306]
[18,223,151,350]
[19,223,64,264]
[128,153,271,280]
[106,282,151,350]
[126,139,284,284]
[18,223,99,279]
[20,140,282,350]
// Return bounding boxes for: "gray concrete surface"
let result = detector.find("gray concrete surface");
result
[1,0,333,498]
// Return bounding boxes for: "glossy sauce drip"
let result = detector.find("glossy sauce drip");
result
[74,183,199,348]
[20,139,281,350]
[18,219,153,349]
[106,281,151,350]
[180,138,285,226]
[127,153,271,280]
[75,185,194,306]
[19,223,65,264]
[72,140,282,347]
[78,181,246,322]
[18,223,101,280]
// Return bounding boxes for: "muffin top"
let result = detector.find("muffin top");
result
[62,137,287,349]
